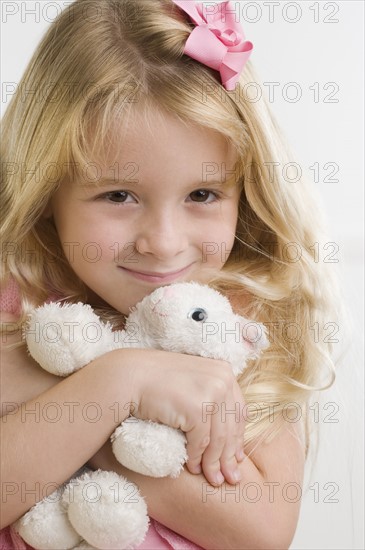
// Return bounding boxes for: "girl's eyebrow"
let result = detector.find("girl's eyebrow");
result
[80,173,239,188]
[79,177,140,188]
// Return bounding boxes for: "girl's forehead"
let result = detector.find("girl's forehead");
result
[86,107,238,178]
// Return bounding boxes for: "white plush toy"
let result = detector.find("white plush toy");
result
[14,282,269,550]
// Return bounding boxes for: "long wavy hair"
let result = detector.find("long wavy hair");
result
[0,0,345,449]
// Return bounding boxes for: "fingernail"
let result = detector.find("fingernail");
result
[233,469,242,482]
[237,449,245,461]
[191,464,202,474]
[215,472,225,485]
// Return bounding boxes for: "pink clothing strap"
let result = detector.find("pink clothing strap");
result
[0,526,32,550]
[0,277,21,317]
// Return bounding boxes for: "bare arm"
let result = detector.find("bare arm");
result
[0,314,136,527]
[1,312,247,529]
[89,422,305,550]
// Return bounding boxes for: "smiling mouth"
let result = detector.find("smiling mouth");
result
[118,263,195,283]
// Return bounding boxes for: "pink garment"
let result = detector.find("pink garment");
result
[0,277,21,317]
[0,279,202,550]
[0,522,201,550]
[152,520,203,550]
[0,527,31,550]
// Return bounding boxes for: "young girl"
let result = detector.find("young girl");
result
[1,0,342,548]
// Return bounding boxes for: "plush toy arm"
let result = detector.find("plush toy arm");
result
[112,418,188,478]
[25,302,121,376]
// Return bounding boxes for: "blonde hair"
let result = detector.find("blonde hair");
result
[1,0,344,449]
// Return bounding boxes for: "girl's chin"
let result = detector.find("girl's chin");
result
[83,266,221,312]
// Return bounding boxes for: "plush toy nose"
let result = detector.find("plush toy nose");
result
[162,286,176,299]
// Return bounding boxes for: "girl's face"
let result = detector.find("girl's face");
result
[50,108,241,314]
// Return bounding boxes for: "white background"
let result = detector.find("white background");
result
[1,1,364,548]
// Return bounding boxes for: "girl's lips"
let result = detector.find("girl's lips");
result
[119,263,195,283]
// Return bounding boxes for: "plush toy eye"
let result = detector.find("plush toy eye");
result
[188,308,208,322]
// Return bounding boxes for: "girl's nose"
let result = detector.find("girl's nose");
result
[134,212,189,260]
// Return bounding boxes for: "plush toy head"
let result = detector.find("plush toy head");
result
[125,282,268,376]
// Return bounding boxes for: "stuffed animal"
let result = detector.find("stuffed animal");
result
[14,282,269,550]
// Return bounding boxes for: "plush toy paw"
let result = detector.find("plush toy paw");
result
[13,486,82,550]
[112,417,188,477]
[63,469,149,550]
[25,302,117,376]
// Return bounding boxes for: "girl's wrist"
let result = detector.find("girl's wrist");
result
[90,347,161,421]
[85,347,141,425]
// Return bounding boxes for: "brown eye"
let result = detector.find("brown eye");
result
[104,191,132,203]
[189,190,215,203]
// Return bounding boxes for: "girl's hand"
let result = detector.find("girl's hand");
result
[128,349,246,487]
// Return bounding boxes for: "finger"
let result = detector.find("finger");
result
[219,437,243,485]
[233,383,246,432]
[235,445,246,462]
[232,382,246,443]
[200,407,229,486]
[185,427,211,475]
[219,387,245,482]
[215,404,243,484]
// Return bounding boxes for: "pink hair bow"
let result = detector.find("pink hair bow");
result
[172,0,253,90]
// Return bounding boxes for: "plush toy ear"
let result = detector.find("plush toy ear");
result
[243,323,260,343]
[241,321,269,353]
